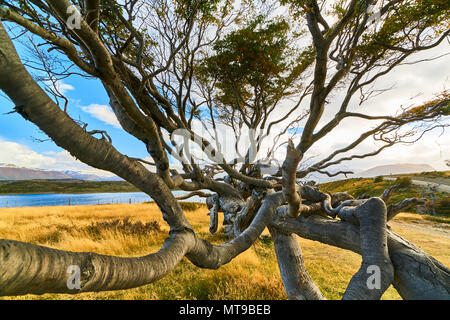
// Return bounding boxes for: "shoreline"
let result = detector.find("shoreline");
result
[0,191,144,196]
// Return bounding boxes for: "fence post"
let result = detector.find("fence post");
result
[69,198,72,206]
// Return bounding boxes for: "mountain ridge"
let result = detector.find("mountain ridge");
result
[0,165,120,181]
[357,163,435,178]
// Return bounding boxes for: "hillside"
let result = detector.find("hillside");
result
[0,164,120,181]
[0,165,71,180]
[388,170,450,186]
[320,176,449,217]
[357,163,435,177]
[0,180,139,195]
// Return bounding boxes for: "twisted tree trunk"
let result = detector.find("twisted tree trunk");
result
[272,212,450,299]
[268,226,325,300]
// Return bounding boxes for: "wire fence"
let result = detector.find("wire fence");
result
[0,196,153,208]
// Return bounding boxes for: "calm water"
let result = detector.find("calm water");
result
[0,190,204,208]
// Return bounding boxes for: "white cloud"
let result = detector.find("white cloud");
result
[0,139,53,168]
[0,137,116,177]
[44,80,75,95]
[81,104,121,128]
[288,43,450,179]
[55,81,75,95]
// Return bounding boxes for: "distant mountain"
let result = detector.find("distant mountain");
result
[63,170,105,181]
[63,170,123,181]
[0,166,72,180]
[357,163,435,178]
[0,165,121,181]
[0,163,18,168]
[98,176,123,181]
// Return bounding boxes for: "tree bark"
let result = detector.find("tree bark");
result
[269,226,325,300]
[338,198,394,300]
[271,213,450,299]
[0,233,193,296]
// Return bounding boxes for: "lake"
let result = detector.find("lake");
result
[0,190,205,208]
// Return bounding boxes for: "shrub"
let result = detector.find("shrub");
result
[395,176,412,188]
[374,176,384,183]
[435,199,450,216]
[85,218,160,238]
[179,202,204,211]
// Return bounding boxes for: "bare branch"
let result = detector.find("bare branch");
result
[387,198,427,221]
[176,190,213,201]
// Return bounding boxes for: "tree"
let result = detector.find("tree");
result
[0,0,449,299]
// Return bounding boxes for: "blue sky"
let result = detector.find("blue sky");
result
[0,31,151,176]
[0,73,150,174]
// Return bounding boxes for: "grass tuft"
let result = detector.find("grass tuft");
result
[84,218,160,239]
[179,202,204,211]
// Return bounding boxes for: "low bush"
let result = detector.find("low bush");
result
[395,176,412,188]
[179,202,204,211]
[85,218,160,238]
[374,176,384,183]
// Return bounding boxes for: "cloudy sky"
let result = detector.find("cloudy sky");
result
[306,43,450,174]
[0,22,448,180]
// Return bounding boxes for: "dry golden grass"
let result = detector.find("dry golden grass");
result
[0,203,448,300]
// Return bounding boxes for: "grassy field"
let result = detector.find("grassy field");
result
[0,202,448,300]
[0,180,139,195]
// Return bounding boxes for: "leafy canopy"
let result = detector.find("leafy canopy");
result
[196,15,311,121]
